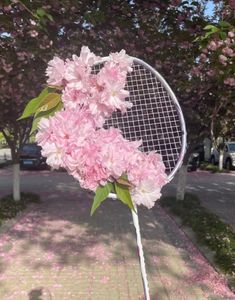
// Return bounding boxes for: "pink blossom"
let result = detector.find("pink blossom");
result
[62,86,89,110]
[46,57,66,86]
[131,178,162,209]
[29,30,38,37]
[36,117,53,146]
[219,54,228,65]
[100,276,110,284]
[224,77,235,86]
[206,70,216,77]
[67,128,141,190]
[222,47,234,57]
[69,140,109,190]
[99,80,131,113]
[79,45,100,66]
[201,48,208,54]
[225,37,233,46]
[97,128,141,179]
[58,48,133,120]
[108,49,133,72]
[128,151,167,189]
[217,40,223,47]
[96,64,132,114]
[207,41,218,51]
[64,46,100,89]
[199,53,207,62]
[36,107,98,171]
[41,142,64,169]
[228,31,234,38]
[39,47,168,208]
[64,56,88,89]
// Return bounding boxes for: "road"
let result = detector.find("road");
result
[0,167,235,229]
[163,170,235,230]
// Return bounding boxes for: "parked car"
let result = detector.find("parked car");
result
[19,143,47,170]
[211,142,235,170]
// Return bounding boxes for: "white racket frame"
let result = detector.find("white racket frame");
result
[97,57,187,300]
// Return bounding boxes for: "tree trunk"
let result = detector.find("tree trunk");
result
[176,164,187,200]
[219,150,223,170]
[175,142,197,201]
[1,129,23,201]
[13,163,20,201]
[10,145,21,202]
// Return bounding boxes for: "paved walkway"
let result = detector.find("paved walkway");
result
[0,187,234,300]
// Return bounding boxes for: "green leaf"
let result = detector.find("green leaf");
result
[36,93,61,113]
[46,13,54,22]
[114,182,135,211]
[193,36,200,42]
[90,183,113,216]
[203,24,218,31]
[220,31,227,40]
[30,102,63,135]
[17,97,39,120]
[18,87,50,120]
[200,40,208,49]
[219,21,231,28]
[36,8,46,17]
[37,87,55,102]
[37,86,56,96]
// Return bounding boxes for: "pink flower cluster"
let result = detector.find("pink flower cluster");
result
[46,46,133,124]
[195,30,235,86]
[36,47,168,209]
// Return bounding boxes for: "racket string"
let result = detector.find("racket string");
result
[93,63,183,175]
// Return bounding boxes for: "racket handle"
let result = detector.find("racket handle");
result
[131,205,151,300]
[108,193,151,299]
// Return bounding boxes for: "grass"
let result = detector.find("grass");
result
[0,192,40,225]
[199,163,230,173]
[160,193,235,280]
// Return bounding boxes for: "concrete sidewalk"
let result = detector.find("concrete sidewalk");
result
[0,189,234,300]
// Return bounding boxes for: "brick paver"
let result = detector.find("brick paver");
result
[0,188,234,299]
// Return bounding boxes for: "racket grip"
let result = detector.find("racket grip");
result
[131,205,151,300]
[108,193,151,299]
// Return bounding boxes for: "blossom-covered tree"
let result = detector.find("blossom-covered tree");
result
[1,0,232,200]
[192,3,235,170]
[0,2,52,199]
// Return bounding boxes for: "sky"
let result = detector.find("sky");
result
[205,0,215,17]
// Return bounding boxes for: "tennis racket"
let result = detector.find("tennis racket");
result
[94,57,187,300]
[104,57,186,180]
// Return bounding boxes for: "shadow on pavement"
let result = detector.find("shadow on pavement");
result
[0,171,234,299]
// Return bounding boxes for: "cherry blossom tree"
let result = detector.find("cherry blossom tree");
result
[0,2,51,200]
[193,2,235,171]
[1,0,232,200]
